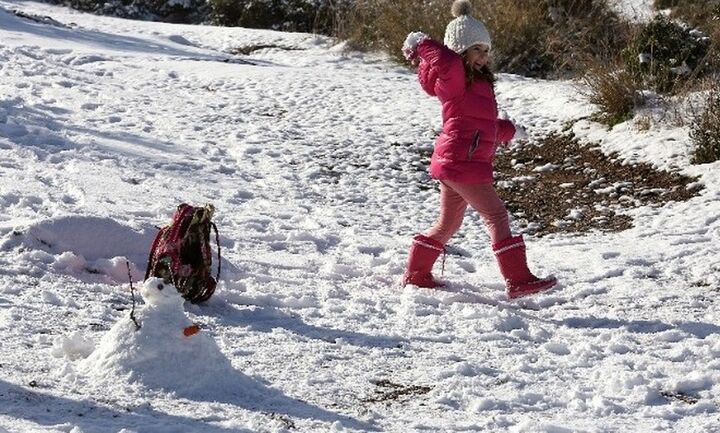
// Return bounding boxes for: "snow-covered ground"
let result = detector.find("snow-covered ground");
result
[609,0,656,22]
[1,1,719,432]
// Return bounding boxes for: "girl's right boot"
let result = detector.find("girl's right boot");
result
[492,235,556,298]
[403,234,445,288]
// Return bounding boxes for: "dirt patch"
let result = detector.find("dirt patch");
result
[661,390,699,405]
[494,132,703,236]
[11,9,71,28]
[229,44,303,55]
[361,379,432,404]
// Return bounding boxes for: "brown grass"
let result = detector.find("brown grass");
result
[472,1,551,76]
[337,0,448,62]
[690,86,720,164]
[652,0,720,94]
[581,61,645,126]
[338,0,630,78]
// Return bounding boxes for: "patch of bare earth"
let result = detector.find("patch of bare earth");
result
[361,379,432,404]
[493,132,704,236]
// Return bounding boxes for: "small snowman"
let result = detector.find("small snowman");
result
[138,277,200,337]
[81,278,233,393]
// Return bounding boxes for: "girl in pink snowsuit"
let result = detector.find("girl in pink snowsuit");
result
[401,0,556,298]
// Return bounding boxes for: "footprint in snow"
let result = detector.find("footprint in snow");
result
[456,260,476,273]
[80,102,100,111]
[228,190,254,204]
[167,35,194,46]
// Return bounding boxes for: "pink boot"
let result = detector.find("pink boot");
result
[493,235,556,299]
[403,234,445,288]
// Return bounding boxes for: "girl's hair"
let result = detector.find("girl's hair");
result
[463,61,496,87]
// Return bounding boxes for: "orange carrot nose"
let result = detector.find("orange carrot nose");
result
[183,324,200,337]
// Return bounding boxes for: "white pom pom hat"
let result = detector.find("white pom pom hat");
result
[444,0,492,54]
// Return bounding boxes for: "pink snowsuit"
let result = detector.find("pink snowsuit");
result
[415,39,516,244]
[417,39,516,184]
[405,38,557,297]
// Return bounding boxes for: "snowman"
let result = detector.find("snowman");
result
[137,277,200,336]
[80,278,234,393]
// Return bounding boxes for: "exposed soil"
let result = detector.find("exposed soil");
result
[361,379,432,404]
[493,132,704,236]
[660,390,700,405]
[229,44,303,55]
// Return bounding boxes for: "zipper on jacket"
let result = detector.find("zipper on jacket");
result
[468,130,480,160]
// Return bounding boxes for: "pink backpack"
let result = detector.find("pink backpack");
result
[144,204,220,303]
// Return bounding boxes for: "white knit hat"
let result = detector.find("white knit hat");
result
[444,0,492,54]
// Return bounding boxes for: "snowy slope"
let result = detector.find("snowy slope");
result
[1,1,719,433]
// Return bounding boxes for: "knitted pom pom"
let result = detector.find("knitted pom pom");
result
[451,0,473,17]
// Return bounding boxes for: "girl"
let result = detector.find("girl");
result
[401,0,556,298]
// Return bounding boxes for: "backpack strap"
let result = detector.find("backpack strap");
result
[144,226,165,281]
[189,221,221,304]
[211,221,221,282]
[167,204,196,275]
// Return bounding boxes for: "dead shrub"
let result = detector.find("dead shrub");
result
[656,0,720,28]
[208,0,352,33]
[650,1,720,93]
[581,62,645,126]
[472,1,552,77]
[690,88,720,164]
[622,14,712,94]
[339,0,630,78]
[542,0,632,74]
[337,0,448,62]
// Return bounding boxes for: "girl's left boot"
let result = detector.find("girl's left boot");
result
[403,234,445,288]
[492,235,556,298]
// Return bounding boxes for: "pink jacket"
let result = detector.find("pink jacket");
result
[416,39,515,184]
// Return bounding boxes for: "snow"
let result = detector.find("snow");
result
[79,278,241,396]
[1,1,719,432]
[609,0,656,23]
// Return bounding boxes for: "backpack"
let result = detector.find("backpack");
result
[144,203,220,303]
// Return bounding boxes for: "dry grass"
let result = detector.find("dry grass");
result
[634,114,652,131]
[337,0,448,62]
[690,86,720,164]
[656,0,720,28]
[338,0,629,78]
[472,0,551,76]
[542,0,632,74]
[651,0,720,92]
[581,62,645,126]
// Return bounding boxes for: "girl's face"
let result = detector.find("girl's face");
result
[464,44,491,71]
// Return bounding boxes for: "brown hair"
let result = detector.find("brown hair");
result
[463,61,496,87]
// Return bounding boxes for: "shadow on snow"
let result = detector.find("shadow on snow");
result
[0,380,252,433]
[1,6,244,62]
[559,316,720,339]
[0,377,377,432]
[209,302,406,349]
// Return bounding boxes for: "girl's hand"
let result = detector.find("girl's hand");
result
[402,32,429,62]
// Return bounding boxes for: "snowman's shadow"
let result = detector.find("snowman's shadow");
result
[165,369,376,431]
[0,379,253,433]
